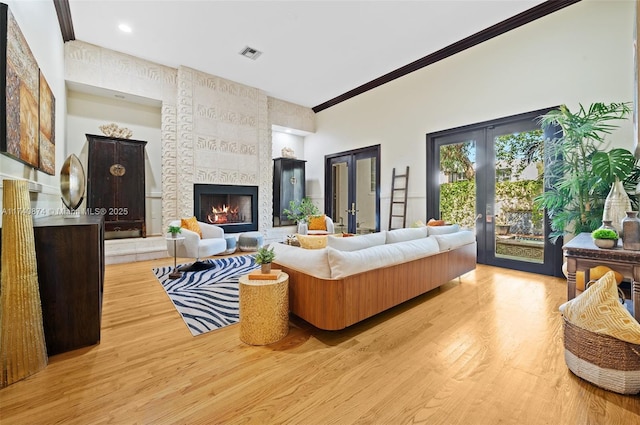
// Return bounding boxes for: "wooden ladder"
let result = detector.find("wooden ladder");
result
[388,166,409,230]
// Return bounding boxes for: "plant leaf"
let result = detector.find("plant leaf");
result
[591,148,635,185]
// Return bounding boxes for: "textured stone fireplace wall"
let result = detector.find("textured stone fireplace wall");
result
[65,40,315,236]
[175,66,271,231]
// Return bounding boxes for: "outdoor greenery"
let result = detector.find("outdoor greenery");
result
[282,197,320,223]
[534,102,636,243]
[254,246,275,265]
[440,142,475,180]
[591,228,618,240]
[440,180,543,230]
[495,129,544,178]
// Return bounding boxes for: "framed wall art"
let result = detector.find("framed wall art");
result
[0,3,54,174]
[39,71,55,175]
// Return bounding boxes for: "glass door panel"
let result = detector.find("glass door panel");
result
[491,126,545,265]
[438,139,478,231]
[355,157,376,234]
[331,157,350,233]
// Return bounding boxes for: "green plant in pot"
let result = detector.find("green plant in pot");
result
[591,228,619,249]
[282,197,320,224]
[167,225,182,238]
[534,102,634,243]
[254,246,276,273]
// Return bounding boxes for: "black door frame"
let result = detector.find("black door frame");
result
[426,108,564,277]
[324,145,381,234]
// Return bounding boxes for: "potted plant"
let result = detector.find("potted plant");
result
[591,228,619,249]
[167,225,182,238]
[282,197,320,224]
[254,246,276,273]
[534,102,633,243]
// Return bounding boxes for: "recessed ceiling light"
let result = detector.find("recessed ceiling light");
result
[118,23,132,33]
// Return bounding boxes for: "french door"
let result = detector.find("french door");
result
[325,145,380,234]
[426,109,563,276]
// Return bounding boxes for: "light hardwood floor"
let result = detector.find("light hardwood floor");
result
[1,257,639,424]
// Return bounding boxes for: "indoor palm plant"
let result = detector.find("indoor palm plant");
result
[534,102,635,243]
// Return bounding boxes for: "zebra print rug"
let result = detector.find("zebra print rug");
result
[152,255,260,336]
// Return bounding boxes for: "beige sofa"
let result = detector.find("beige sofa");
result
[272,225,476,330]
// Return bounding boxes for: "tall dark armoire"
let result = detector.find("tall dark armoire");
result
[86,134,147,238]
[273,157,306,226]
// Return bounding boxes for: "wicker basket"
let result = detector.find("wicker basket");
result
[563,318,640,394]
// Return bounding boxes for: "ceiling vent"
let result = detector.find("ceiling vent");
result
[239,46,262,60]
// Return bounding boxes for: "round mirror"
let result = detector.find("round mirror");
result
[60,154,86,211]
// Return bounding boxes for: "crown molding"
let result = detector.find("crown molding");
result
[53,0,75,42]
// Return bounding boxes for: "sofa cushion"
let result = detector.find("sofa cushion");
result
[296,234,327,249]
[328,237,439,279]
[433,230,475,251]
[271,243,331,279]
[559,271,640,344]
[426,224,460,236]
[326,231,386,251]
[386,227,428,244]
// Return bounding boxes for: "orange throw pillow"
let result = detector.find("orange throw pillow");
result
[308,215,327,231]
[181,217,202,238]
[427,218,445,226]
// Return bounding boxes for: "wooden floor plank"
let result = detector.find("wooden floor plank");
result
[1,258,639,424]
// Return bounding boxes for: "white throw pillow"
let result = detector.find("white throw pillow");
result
[270,242,331,279]
[327,237,440,279]
[326,231,386,251]
[385,227,428,244]
[433,230,475,251]
[426,224,460,236]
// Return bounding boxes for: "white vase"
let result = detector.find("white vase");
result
[602,178,631,234]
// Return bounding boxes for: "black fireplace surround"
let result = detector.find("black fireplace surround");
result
[194,184,258,234]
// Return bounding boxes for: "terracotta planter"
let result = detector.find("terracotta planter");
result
[261,263,272,274]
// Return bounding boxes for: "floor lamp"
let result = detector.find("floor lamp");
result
[0,179,48,387]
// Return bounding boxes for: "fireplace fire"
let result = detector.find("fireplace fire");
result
[208,204,242,224]
[194,184,258,233]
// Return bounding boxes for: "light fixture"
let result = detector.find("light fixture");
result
[239,46,262,60]
[118,23,132,33]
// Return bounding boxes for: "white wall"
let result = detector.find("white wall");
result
[304,0,636,229]
[271,131,304,159]
[0,0,66,226]
[66,90,163,235]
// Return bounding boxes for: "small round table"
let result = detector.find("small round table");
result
[165,236,185,279]
[239,272,289,345]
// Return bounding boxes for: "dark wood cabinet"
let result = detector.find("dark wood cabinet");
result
[86,134,147,238]
[273,157,306,226]
[0,215,105,355]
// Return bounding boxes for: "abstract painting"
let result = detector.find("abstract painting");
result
[38,71,55,175]
[0,4,50,171]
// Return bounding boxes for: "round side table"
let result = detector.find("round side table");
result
[165,235,185,279]
[239,272,289,345]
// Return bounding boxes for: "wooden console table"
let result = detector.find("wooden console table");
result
[563,232,640,321]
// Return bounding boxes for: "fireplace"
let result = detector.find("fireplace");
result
[194,184,258,233]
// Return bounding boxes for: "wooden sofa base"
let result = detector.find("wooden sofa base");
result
[274,242,476,330]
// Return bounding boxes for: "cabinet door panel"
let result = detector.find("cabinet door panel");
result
[87,138,117,214]
[115,140,145,222]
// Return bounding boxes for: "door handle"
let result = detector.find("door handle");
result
[475,214,483,221]
[346,202,359,215]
